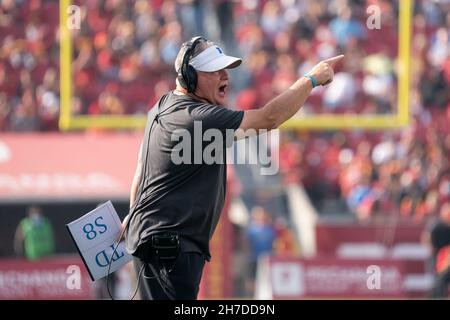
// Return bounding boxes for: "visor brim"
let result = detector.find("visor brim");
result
[195,55,242,72]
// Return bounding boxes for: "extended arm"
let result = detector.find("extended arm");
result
[238,55,344,135]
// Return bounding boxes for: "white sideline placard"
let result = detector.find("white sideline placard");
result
[66,201,132,281]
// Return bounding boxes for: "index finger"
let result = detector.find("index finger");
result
[323,55,345,66]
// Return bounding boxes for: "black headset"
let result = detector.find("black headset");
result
[177,36,207,93]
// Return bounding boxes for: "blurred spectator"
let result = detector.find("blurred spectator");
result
[246,207,276,262]
[14,206,55,260]
[176,0,206,39]
[273,217,299,256]
[323,72,357,109]
[245,206,276,295]
[428,27,449,69]
[328,5,366,48]
[0,0,59,131]
[214,0,237,52]
[0,0,444,129]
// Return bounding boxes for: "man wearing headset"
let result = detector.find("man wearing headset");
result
[125,36,343,300]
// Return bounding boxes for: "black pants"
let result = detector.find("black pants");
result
[133,251,205,300]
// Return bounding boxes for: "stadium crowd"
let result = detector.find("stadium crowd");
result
[276,0,450,224]
[1,0,449,222]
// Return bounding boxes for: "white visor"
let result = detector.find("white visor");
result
[189,45,242,72]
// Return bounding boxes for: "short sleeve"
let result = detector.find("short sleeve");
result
[189,104,244,133]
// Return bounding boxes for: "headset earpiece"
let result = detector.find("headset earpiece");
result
[184,64,198,93]
[178,36,206,93]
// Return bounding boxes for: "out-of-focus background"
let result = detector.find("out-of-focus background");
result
[0,0,449,299]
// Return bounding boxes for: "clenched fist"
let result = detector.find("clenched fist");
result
[307,55,344,86]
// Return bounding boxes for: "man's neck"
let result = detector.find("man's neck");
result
[173,87,187,96]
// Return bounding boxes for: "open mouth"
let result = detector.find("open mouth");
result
[218,84,227,96]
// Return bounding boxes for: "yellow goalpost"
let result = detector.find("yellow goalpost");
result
[59,0,412,131]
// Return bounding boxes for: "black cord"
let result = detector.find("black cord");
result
[106,231,127,300]
[106,244,178,300]
[106,252,145,300]
[105,94,178,300]
[141,256,179,299]
[129,263,146,300]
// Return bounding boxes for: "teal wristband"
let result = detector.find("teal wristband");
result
[304,74,318,88]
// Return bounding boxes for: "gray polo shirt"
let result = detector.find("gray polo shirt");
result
[125,91,244,261]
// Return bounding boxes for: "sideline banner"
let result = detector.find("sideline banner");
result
[0,256,94,299]
[256,256,406,299]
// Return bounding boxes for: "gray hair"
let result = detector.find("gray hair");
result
[174,38,215,73]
